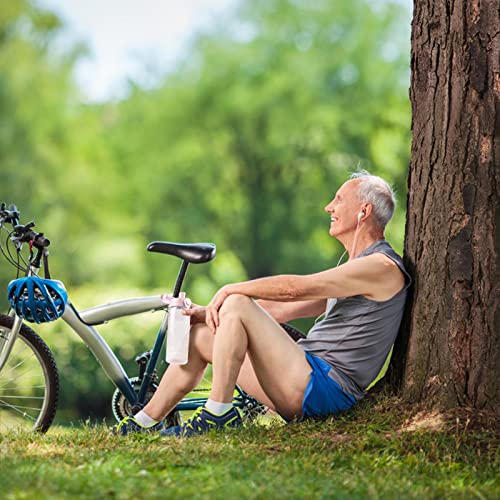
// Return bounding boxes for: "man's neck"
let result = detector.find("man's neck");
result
[340,229,385,261]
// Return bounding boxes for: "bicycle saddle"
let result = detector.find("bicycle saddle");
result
[147,241,216,264]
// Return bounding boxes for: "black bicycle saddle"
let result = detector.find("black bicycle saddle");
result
[147,241,216,264]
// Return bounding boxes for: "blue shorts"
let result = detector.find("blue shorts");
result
[301,352,357,418]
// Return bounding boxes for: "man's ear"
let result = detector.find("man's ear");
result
[362,204,373,218]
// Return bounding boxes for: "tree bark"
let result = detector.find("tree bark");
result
[391,0,499,409]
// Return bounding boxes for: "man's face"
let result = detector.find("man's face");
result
[324,180,362,238]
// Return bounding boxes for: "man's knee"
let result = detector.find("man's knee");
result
[219,294,254,319]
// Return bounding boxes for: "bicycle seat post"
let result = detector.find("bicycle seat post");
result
[136,258,190,407]
[172,260,189,298]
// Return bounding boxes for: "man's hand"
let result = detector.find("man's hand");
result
[205,285,233,333]
[182,304,207,325]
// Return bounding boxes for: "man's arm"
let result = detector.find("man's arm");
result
[205,253,405,331]
[184,299,326,325]
[257,298,327,323]
[224,253,404,302]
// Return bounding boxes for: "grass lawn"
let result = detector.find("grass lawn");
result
[0,396,498,499]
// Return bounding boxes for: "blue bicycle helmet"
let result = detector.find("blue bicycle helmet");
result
[7,276,68,324]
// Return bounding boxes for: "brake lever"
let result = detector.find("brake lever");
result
[13,221,35,236]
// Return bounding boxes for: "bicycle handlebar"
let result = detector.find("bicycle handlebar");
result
[14,225,51,248]
[0,202,50,248]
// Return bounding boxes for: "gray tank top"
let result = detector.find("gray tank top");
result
[297,239,411,400]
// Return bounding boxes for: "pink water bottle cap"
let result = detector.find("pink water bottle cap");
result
[160,292,192,308]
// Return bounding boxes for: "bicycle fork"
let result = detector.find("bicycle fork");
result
[0,311,23,372]
[0,266,39,372]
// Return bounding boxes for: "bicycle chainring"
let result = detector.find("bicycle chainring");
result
[111,377,157,422]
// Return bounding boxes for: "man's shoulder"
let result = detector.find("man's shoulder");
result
[362,252,400,269]
[350,253,406,300]
[358,240,406,275]
[349,253,403,282]
[351,251,398,269]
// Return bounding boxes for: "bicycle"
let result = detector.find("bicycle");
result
[0,203,305,433]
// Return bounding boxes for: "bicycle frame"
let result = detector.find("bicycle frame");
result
[0,294,168,407]
[62,298,250,412]
[0,233,252,420]
[1,252,203,414]
[63,295,168,407]
[2,291,250,415]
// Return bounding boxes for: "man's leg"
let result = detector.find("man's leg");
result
[210,294,311,421]
[141,294,311,422]
[143,322,277,420]
[143,323,212,420]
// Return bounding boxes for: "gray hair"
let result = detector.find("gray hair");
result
[349,170,396,229]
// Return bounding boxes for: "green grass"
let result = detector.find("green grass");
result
[0,396,498,499]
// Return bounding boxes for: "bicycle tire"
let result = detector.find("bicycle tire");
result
[280,322,307,342]
[0,314,59,433]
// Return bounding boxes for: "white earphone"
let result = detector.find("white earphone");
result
[357,211,365,221]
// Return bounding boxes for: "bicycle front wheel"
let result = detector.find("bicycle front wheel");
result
[0,314,59,433]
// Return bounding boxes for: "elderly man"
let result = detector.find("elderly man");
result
[115,170,411,436]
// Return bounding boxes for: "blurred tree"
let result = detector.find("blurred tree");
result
[0,0,128,294]
[107,0,411,288]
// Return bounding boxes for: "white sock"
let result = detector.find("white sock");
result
[205,399,233,416]
[133,410,159,428]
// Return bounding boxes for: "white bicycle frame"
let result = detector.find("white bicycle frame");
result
[1,294,169,406]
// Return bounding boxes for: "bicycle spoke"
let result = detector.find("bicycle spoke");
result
[0,385,46,392]
[0,395,45,399]
[0,399,39,418]
[2,335,31,359]
[0,352,33,380]
[0,369,44,388]
[0,342,40,383]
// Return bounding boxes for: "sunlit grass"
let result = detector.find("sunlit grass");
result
[0,396,497,499]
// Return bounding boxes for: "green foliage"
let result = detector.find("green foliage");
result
[0,0,411,287]
[0,0,412,421]
[0,0,123,293]
[106,0,411,281]
[0,399,498,498]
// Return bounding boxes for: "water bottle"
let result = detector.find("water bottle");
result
[166,305,191,365]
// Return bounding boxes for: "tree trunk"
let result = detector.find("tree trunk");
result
[391,0,499,409]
